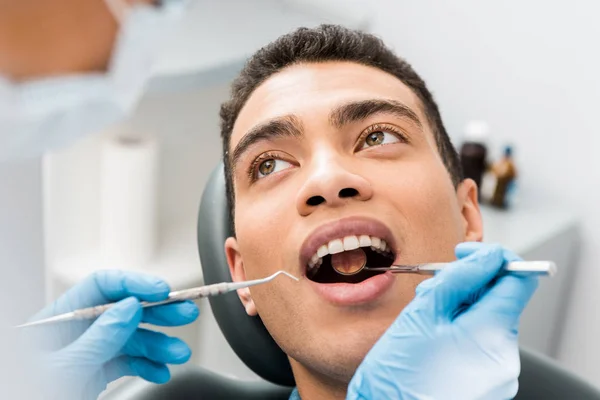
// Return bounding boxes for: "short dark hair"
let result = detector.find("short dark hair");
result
[220,24,463,232]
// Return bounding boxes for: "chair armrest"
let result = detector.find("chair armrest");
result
[516,347,600,400]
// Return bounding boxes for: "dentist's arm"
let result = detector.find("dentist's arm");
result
[0,0,153,80]
[347,243,539,400]
[27,270,199,400]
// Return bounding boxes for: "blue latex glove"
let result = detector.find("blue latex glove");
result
[347,243,539,400]
[26,270,199,400]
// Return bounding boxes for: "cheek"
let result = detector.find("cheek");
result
[380,160,463,254]
[380,158,454,205]
[234,196,294,277]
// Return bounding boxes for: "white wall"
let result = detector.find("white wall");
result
[353,0,600,386]
[0,159,45,321]
[0,159,45,399]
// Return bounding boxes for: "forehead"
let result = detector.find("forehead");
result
[230,61,425,148]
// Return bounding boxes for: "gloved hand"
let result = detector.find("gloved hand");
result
[25,270,199,400]
[347,242,539,400]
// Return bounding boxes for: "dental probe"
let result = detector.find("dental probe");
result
[16,271,298,328]
[364,261,556,277]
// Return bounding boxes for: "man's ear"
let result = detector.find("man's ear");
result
[224,237,257,316]
[456,178,484,242]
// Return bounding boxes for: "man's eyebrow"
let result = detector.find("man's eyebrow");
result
[230,115,303,171]
[329,99,423,129]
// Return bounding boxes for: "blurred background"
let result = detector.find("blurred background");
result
[2,0,599,395]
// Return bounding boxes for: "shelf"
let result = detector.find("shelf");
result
[147,0,369,93]
[480,200,579,257]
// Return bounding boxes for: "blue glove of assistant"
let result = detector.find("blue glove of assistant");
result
[347,243,539,400]
[27,270,199,400]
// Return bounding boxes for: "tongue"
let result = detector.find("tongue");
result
[331,248,367,275]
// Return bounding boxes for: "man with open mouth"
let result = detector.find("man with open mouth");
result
[221,24,538,399]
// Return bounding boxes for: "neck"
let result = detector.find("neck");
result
[290,359,349,400]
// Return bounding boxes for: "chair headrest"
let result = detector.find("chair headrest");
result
[197,162,295,387]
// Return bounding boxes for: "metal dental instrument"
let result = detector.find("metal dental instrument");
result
[363,261,557,277]
[16,270,298,329]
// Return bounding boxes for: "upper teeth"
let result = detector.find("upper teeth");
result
[308,235,391,270]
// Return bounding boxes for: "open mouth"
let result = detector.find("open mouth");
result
[306,235,395,284]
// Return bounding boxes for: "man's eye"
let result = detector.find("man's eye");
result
[257,158,292,178]
[361,131,400,149]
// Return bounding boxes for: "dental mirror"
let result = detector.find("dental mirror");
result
[331,248,368,275]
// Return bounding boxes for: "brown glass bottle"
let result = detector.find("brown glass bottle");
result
[460,142,487,192]
[490,146,517,209]
[459,121,489,200]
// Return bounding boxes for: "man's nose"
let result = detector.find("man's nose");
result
[296,158,373,216]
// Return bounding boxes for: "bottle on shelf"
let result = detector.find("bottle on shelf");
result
[489,145,517,209]
[459,120,489,200]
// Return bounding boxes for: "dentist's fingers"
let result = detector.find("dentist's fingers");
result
[455,241,489,259]
[64,297,142,365]
[419,244,505,319]
[459,273,538,330]
[456,242,523,266]
[123,328,192,365]
[104,356,171,384]
[92,270,171,303]
[142,300,199,327]
[456,243,539,326]
[35,270,170,319]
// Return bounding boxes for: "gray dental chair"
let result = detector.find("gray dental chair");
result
[105,162,600,400]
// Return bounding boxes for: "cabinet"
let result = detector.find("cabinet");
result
[480,202,579,357]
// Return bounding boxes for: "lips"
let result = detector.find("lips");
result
[299,216,399,306]
[308,273,396,306]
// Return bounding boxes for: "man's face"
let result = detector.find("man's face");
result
[225,61,482,385]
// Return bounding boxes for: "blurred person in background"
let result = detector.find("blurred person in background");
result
[0,0,184,159]
[0,1,191,398]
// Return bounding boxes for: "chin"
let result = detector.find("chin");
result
[332,317,392,359]
[289,333,382,384]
